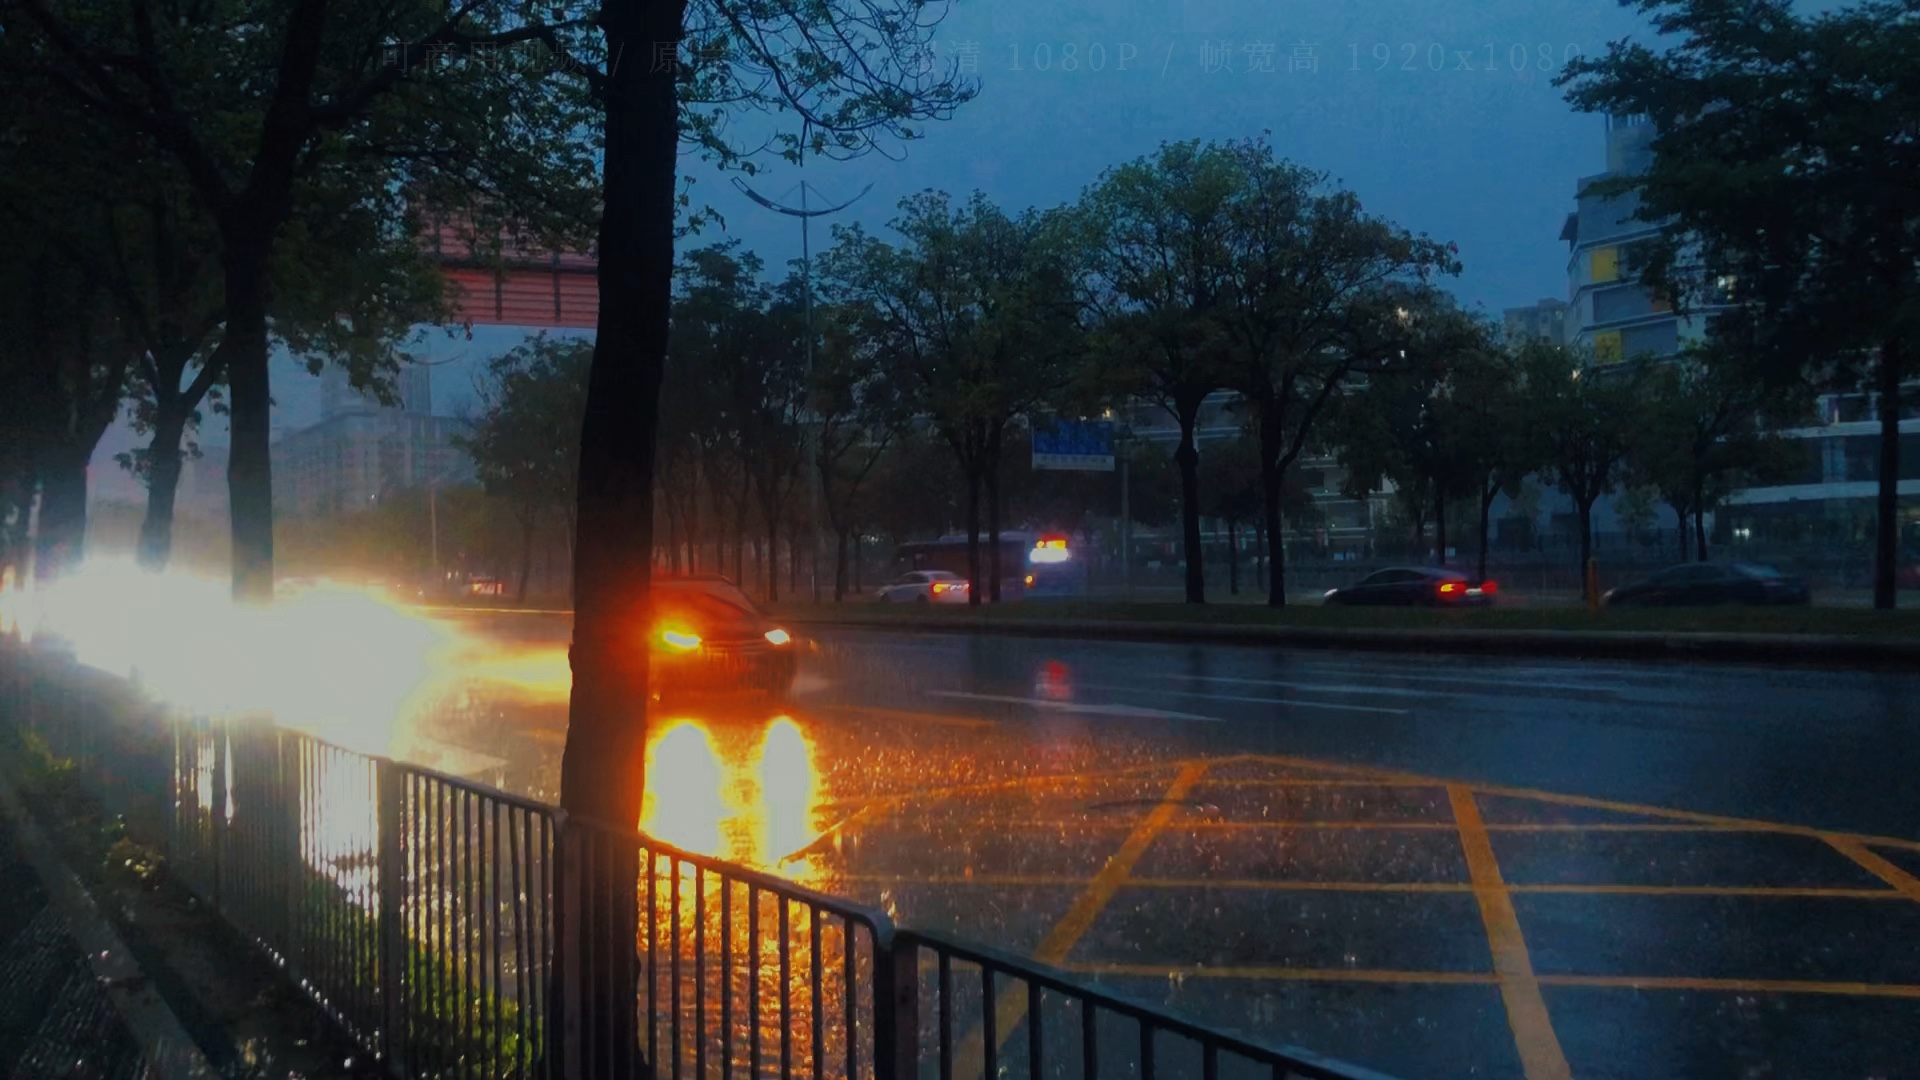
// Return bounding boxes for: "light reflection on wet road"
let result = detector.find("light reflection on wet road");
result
[368,615,1920,1080]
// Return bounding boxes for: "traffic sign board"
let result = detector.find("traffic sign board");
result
[1031,419,1115,471]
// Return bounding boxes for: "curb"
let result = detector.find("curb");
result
[0,768,218,1080]
[781,614,1920,669]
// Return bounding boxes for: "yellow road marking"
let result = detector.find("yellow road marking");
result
[1534,974,1920,999]
[1061,964,1920,1000]
[823,873,1904,900]
[1822,834,1920,903]
[1449,785,1573,1080]
[1067,962,1497,985]
[950,761,1209,1080]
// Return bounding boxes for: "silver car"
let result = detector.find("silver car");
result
[875,570,971,603]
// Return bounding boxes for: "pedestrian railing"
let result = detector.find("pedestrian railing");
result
[0,639,1386,1080]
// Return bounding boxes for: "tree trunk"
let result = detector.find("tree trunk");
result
[1174,410,1206,604]
[1477,484,1496,583]
[788,530,799,595]
[218,235,277,604]
[515,515,536,604]
[986,426,1003,603]
[1577,500,1595,602]
[1693,494,1708,564]
[1254,514,1267,593]
[1672,500,1689,562]
[834,528,850,602]
[1874,338,1902,609]
[1257,407,1288,607]
[1225,518,1239,596]
[33,447,89,584]
[556,0,685,1074]
[765,513,779,602]
[1432,485,1447,566]
[853,532,863,591]
[965,462,982,608]
[137,409,192,572]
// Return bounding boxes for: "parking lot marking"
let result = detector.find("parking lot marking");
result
[1062,965,1920,1000]
[1450,785,1573,1080]
[1534,974,1920,999]
[1066,962,1497,985]
[825,873,1905,900]
[1822,834,1920,903]
[949,761,1211,1080]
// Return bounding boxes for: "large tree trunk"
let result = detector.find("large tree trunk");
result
[965,461,982,608]
[1174,408,1206,605]
[986,426,1003,603]
[834,528,850,602]
[515,515,536,604]
[33,447,89,584]
[1874,338,1902,610]
[1225,518,1239,596]
[137,409,192,572]
[555,0,685,1074]
[1477,483,1496,583]
[1577,500,1595,602]
[218,234,276,605]
[1692,490,1708,564]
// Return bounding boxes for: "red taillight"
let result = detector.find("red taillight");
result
[1480,580,1497,595]
[1438,581,1462,596]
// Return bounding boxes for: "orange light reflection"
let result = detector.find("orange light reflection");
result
[639,716,823,881]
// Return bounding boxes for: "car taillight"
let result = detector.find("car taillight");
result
[932,583,949,594]
[1480,580,1497,595]
[1438,582,1462,596]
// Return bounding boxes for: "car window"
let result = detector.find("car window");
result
[1358,570,1396,586]
[1650,566,1692,583]
[1732,562,1780,579]
[1683,566,1729,583]
[896,573,924,584]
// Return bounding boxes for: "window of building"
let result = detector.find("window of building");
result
[1590,246,1620,283]
[1592,331,1623,363]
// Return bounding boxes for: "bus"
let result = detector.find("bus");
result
[892,531,1085,599]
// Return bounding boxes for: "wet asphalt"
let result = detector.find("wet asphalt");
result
[395,615,1920,1080]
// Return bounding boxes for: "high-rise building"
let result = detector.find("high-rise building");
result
[1501,298,1570,346]
[1558,113,1728,365]
[277,363,472,518]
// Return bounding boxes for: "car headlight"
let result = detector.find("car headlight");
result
[661,628,701,650]
[764,627,791,646]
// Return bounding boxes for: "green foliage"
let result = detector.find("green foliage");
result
[462,336,592,528]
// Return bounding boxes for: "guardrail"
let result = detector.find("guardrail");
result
[0,640,1387,1080]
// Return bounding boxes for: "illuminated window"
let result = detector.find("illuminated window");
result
[1590,247,1620,283]
[1649,290,1672,313]
[1592,331,1623,363]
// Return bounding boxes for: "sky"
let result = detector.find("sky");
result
[95,0,1659,500]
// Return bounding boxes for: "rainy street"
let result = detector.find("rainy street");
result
[386,614,1920,1080]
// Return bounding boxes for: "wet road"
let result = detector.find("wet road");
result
[388,615,1920,1080]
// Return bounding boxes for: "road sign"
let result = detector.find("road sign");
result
[1032,419,1115,471]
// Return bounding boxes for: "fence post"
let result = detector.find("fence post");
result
[874,934,920,1080]
[211,718,228,912]
[377,758,407,1074]
[552,818,581,1080]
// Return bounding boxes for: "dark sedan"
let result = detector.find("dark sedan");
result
[1603,562,1810,607]
[650,575,798,701]
[1322,567,1497,607]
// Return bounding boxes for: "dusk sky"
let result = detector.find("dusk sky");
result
[97,0,1660,498]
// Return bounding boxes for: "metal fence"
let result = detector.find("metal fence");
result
[0,640,1386,1080]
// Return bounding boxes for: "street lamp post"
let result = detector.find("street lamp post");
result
[733,165,872,603]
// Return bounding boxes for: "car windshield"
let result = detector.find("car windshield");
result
[656,579,759,618]
[1732,562,1781,578]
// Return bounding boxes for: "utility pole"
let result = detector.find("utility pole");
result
[733,161,872,603]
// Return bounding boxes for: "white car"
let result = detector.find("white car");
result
[875,570,970,603]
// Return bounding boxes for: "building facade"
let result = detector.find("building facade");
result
[272,365,474,519]
[1501,298,1571,346]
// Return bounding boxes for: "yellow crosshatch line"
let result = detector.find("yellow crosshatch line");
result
[848,748,1920,1080]
[824,873,1905,901]
[1063,964,1920,1000]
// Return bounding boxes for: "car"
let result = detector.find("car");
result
[1603,562,1809,607]
[874,570,971,604]
[650,575,797,701]
[1321,567,1497,607]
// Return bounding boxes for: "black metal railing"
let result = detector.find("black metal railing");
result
[0,639,1388,1080]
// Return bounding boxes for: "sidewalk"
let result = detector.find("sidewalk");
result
[0,805,201,1080]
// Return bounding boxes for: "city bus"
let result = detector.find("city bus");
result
[891,531,1085,599]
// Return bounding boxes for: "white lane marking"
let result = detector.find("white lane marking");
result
[926,690,1224,722]
[1073,682,1411,716]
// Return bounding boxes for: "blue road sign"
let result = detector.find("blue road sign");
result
[1032,419,1115,471]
